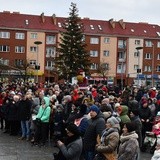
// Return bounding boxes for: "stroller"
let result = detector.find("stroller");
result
[141,114,160,153]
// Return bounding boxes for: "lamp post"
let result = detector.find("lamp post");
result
[34,41,42,83]
[136,47,143,87]
[152,44,155,87]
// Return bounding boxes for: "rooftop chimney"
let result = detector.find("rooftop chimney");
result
[41,12,45,23]
[13,12,20,14]
[52,14,56,25]
[118,19,126,29]
[109,18,115,28]
[3,11,10,13]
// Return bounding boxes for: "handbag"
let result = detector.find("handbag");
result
[35,118,42,127]
[35,107,47,127]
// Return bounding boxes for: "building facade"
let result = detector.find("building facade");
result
[0,11,160,87]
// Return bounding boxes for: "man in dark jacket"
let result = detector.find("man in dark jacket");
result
[18,94,32,140]
[83,105,105,160]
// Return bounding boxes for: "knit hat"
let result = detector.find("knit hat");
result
[142,99,148,105]
[90,105,100,114]
[107,116,120,127]
[115,103,120,108]
[66,123,80,136]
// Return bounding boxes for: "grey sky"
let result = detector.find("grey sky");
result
[0,0,160,24]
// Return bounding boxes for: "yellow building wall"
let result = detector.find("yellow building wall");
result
[26,32,45,75]
[128,38,143,78]
[100,36,117,78]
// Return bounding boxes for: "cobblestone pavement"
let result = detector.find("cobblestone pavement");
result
[0,129,153,160]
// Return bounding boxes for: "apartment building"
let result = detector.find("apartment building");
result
[0,11,160,86]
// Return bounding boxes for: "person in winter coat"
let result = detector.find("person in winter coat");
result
[55,123,83,160]
[129,109,142,148]
[96,116,120,160]
[8,95,20,136]
[138,99,152,144]
[32,96,51,146]
[115,103,131,132]
[118,122,139,160]
[53,104,65,140]
[83,105,105,160]
[18,94,32,141]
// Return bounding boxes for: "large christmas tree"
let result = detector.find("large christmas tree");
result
[55,2,91,82]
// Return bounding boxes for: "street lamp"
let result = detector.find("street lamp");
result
[152,44,155,87]
[136,46,143,87]
[34,41,42,83]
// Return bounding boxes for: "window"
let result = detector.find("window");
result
[157,42,160,48]
[3,59,9,65]
[90,25,94,30]
[90,63,98,70]
[157,54,160,60]
[15,59,24,66]
[15,33,25,39]
[46,61,54,67]
[104,37,110,43]
[0,45,9,52]
[101,63,109,70]
[30,33,37,39]
[144,65,151,72]
[118,51,125,60]
[117,64,123,73]
[145,40,152,47]
[90,37,99,44]
[46,35,56,44]
[118,40,126,48]
[103,50,109,57]
[46,47,55,57]
[134,65,139,70]
[15,46,25,53]
[134,51,139,57]
[30,60,36,65]
[98,25,102,30]
[0,32,10,39]
[90,50,98,57]
[46,61,54,70]
[145,53,152,59]
[135,40,140,45]
[30,46,37,52]
[58,22,62,27]
[157,66,160,72]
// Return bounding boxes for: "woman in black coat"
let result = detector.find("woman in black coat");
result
[8,95,20,135]
[138,100,152,146]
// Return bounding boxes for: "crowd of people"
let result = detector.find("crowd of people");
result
[0,81,160,160]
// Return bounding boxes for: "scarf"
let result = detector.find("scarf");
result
[120,131,138,143]
[101,128,119,145]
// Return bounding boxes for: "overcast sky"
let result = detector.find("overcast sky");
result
[0,0,160,25]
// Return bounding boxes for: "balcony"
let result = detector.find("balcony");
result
[45,66,54,70]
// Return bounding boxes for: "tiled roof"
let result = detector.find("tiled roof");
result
[0,11,58,31]
[0,11,160,38]
[55,17,160,38]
